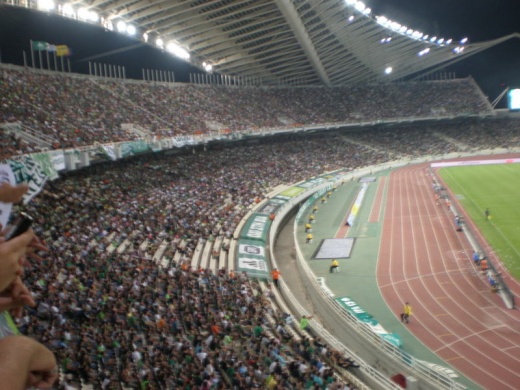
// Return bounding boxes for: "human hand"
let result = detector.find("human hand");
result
[0,183,28,203]
[0,277,36,318]
[0,230,36,292]
[0,226,48,267]
[0,335,58,390]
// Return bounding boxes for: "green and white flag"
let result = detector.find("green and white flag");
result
[7,155,49,203]
[99,145,117,161]
[32,152,59,180]
[120,143,133,158]
[32,41,49,51]
[49,150,65,171]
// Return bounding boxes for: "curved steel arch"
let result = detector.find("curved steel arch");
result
[56,0,520,85]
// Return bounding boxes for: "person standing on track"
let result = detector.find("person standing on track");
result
[484,208,490,221]
[400,302,412,324]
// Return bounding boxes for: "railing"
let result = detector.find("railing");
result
[266,159,475,390]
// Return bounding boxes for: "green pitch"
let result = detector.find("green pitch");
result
[438,164,520,280]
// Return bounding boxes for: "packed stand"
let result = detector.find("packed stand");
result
[0,127,32,160]
[4,108,520,389]
[0,65,493,151]
[13,135,382,389]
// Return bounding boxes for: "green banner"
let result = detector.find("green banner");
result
[49,150,65,171]
[32,152,59,180]
[336,296,402,348]
[98,145,117,161]
[296,177,325,188]
[121,143,133,157]
[236,239,269,279]
[257,198,287,216]
[236,214,271,279]
[279,186,305,198]
[239,214,271,241]
[32,40,49,51]
[336,296,378,325]
[131,140,151,154]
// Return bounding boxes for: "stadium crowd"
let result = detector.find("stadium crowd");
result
[6,135,379,390]
[1,65,493,150]
[2,66,520,389]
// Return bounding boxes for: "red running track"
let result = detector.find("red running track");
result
[377,163,520,390]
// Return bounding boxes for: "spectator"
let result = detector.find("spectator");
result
[271,268,281,288]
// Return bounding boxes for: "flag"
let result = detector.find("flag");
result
[47,44,56,52]
[7,155,49,204]
[32,40,49,51]
[56,45,71,57]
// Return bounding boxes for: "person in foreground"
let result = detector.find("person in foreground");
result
[0,335,58,389]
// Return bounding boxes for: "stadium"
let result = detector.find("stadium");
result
[0,1,520,389]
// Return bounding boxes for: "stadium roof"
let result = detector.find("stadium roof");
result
[36,0,520,86]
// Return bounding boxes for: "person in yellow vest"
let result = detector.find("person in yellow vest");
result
[400,302,412,324]
[306,233,313,243]
[329,259,339,273]
[308,214,315,224]
[305,223,312,233]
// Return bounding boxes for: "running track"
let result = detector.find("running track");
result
[377,163,520,390]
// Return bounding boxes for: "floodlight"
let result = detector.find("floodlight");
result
[384,67,393,75]
[348,15,355,22]
[430,36,437,42]
[418,48,430,56]
[38,0,55,11]
[406,29,413,35]
[345,0,356,5]
[143,33,149,42]
[398,26,407,33]
[362,7,371,15]
[117,21,127,33]
[203,63,213,72]
[156,38,164,48]
[423,35,429,40]
[166,42,190,60]
[460,37,468,44]
[89,11,99,22]
[354,2,365,13]
[445,39,452,45]
[62,4,75,17]
[390,22,401,31]
[376,16,388,25]
[437,38,444,44]
[127,25,136,36]
[453,46,465,54]
[78,7,89,20]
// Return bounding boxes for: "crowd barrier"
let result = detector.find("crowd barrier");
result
[264,153,518,390]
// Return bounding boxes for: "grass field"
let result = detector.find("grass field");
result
[439,163,520,280]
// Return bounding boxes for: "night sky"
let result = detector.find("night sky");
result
[1,1,519,107]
